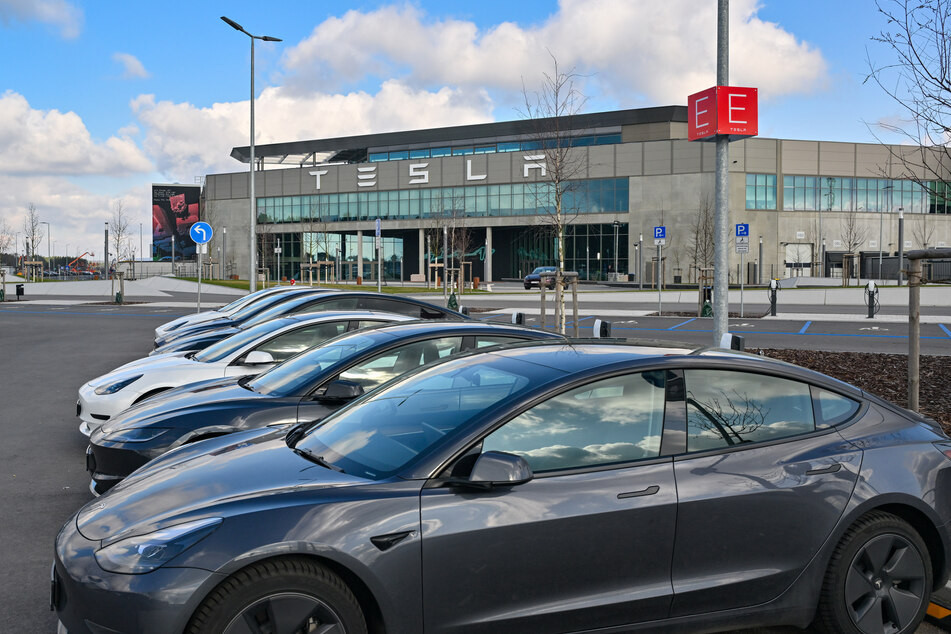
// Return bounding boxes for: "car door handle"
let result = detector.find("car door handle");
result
[617,485,660,499]
[805,463,842,475]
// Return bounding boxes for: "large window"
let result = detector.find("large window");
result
[481,371,667,472]
[775,175,944,214]
[259,178,629,224]
[746,174,777,210]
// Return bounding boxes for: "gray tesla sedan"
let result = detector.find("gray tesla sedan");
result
[53,342,951,634]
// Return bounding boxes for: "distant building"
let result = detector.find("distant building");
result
[202,106,951,284]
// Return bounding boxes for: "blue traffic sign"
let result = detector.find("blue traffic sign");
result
[375,218,381,238]
[654,226,666,239]
[736,223,750,237]
[190,222,213,245]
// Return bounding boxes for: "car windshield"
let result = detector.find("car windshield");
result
[240,296,317,328]
[295,353,551,480]
[531,267,556,274]
[193,319,295,363]
[229,291,313,322]
[247,331,390,396]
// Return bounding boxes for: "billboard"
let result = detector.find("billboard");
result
[687,86,758,141]
[152,184,201,260]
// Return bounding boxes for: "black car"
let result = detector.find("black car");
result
[153,290,466,350]
[87,321,562,493]
[56,341,951,634]
[523,265,559,289]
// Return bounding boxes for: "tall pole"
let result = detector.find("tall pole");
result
[613,220,619,279]
[222,227,228,280]
[897,207,904,285]
[878,194,885,281]
[713,0,730,344]
[443,225,448,304]
[222,17,281,294]
[638,233,643,289]
[139,222,143,272]
[41,221,50,277]
[758,235,763,285]
[103,222,109,279]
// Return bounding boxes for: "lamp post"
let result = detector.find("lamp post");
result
[40,221,50,278]
[221,15,281,294]
[897,207,904,285]
[612,220,620,281]
[638,233,643,290]
[881,183,894,282]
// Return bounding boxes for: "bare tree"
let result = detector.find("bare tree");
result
[109,200,132,265]
[840,208,870,279]
[688,196,716,282]
[0,218,13,256]
[912,212,937,248]
[22,203,44,279]
[867,1,951,190]
[520,53,589,333]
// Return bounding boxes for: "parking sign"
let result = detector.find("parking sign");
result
[654,226,666,246]
[736,223,749,238]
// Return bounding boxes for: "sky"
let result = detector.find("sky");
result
[0,0,913,261]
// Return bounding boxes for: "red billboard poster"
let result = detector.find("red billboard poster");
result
[152,184,201,260]
[688,86,758,141]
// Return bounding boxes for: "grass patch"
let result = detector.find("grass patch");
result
[173,278,489,295]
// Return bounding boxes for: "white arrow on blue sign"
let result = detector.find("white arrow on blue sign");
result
[190,221,213,245]
[736,223,749,237]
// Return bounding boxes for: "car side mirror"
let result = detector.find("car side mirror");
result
[243,351,276,365]
[449,451,533,490]
[318,379,364,402]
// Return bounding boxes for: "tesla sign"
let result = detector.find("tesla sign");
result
[688,86,758,141]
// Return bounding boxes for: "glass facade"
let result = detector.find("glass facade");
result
[509,223,628,280]
[367,134,622,163]
[258,178,629,223]
[749,175,951,214]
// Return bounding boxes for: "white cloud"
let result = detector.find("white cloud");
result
[0,91,152,176]
[113,52,150,80]
[131,81,493,181]
[282,0,828,105]
[0,0,82,39]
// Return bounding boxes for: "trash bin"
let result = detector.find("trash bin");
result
[473,277,480,290]
[16,283,24,299]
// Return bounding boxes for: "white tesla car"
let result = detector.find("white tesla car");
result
[78,310,412,436]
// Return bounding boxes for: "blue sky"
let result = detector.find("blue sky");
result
[0,0,914,259]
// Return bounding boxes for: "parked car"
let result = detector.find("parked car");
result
[56,341,951,634]
[153,290,467,349]
[153,285,304,340]
[77,311,414,437]
[523,265,558,289]
[85,321,562,494]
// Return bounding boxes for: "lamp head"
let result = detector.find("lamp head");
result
[221,16,244,32]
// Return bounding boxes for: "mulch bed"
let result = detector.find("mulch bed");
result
[754,349,951,429]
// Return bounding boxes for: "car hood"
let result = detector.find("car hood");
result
[152,326,240,354]
[159,310,224,333]
[114,351,189,370]
[76,430,363,541]
[156,318,235,345]
[96,378,269,434]
[87,355,214,390]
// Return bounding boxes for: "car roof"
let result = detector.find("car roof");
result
[329,319,563,341]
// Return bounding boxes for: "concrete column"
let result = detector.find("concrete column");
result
[418,229,425,278]
[357,230,364,281]
[485,226,493,282]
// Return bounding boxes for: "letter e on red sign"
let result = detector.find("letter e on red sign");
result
[688,86,718,141]
[717,86,758,137]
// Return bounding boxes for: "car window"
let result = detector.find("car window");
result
[352,319,390,330]
[338,337,464,391]
[250,322,348,363]
[360,297,425,318]
[474,335,526,349]
[481,371,667,473]
[812,387,860,428]
[305,297,361,312]
[684,370,815,452]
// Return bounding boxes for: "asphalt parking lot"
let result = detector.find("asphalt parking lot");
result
[0,302,945,633]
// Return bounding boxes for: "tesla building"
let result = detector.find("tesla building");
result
[202,106,951,284]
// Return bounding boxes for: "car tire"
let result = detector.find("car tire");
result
[524,284,531,290]
[812,511,931,634]
[186,557,368,634]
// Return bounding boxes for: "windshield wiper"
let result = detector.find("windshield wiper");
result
[292,447,344,473]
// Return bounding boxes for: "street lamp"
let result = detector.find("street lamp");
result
[40,221,50,278]
[881,183,894,282]
[612,220,620,280]
[221,16,282,294]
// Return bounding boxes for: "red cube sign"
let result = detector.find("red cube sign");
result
[688,86,758,141]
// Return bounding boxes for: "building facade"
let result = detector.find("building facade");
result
[202,106,951,284]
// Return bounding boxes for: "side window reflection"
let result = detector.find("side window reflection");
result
[481,371,666,473]
[685,370,815,452]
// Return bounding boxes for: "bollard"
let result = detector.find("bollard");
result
[768,279,779,316]
[460,306,470,317]
[593,319,612,338]
[511,312,525,325]
[719,332,745,351]
[865,281,878,319]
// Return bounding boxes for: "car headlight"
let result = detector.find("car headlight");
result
[101,427,170,443]
[94,375,143,395]
[95,517,222,574]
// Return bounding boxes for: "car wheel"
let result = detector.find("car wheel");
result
[524,284,531,290]
[813,511,931,634]
[186,557,368,634]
